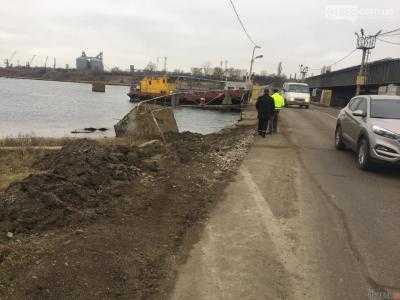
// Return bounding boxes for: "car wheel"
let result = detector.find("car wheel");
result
[357,138,372,170]
[335,125,346,150]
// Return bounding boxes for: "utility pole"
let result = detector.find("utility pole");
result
[156,57,160,71]
[277,62,283,77]
[299,64,309,80]
[224,60,228,81]
[163,57,167,73]
[53,57,56,70]
[355,29,380,95]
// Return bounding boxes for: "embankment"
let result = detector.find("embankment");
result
[0,124,254,299]
[0,68,133,86]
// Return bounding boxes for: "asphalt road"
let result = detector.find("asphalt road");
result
[283,106,400,299]
[172,106,400,300]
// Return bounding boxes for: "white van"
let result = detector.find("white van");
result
[283,82,311,109]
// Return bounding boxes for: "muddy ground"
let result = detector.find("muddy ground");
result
[0,125,254,299]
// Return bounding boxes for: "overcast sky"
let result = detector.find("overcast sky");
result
[0,0,399,76]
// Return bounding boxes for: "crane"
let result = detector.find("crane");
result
[26,55,36,68]
[4,51,17,68]
[44,56,49,69]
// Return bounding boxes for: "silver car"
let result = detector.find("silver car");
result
[335,95,400,170]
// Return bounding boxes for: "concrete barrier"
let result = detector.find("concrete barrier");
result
[92,82,106,92]
[114,104,178,139]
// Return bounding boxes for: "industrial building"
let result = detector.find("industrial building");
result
[306,58,400,107]
[76,51,104,72]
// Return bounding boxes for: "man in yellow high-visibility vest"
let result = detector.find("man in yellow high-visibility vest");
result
[271,89,285,133]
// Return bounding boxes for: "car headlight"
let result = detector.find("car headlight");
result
[372,125,399,140]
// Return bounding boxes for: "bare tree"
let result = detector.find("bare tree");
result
[213,67,224,79]
[202,62,213,76]
[226,68,244,81]
[191,67,203,77]
[173,69,184,74]
[144,61,157,72]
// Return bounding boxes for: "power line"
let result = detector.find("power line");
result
[384,33,400,37]
[377,37,400,45]
[380,26,400,36]
[307,48,357,74]
[227,0,258,46]
[328,48,358,67]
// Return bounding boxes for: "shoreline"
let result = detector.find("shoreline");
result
[0,75,131,87]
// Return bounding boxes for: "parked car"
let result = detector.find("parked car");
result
[283,82,311,108]
[335,95,400,170]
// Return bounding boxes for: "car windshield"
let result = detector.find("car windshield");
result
[370,99,400,119]
[287,85,309,93]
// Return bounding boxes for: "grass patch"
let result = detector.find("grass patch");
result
[0,135,73,148]
[0,149,50,191]
[0,172,32,191]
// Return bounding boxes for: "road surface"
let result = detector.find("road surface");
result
[171,106,400,300]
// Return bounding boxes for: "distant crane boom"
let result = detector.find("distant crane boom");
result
[4,51,17,67]
[26,55,36,68]
[30,55,36,65]
[44,56,49,69]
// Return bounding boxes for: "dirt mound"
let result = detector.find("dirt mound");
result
[0,126,255,299]
[0,139,142,235]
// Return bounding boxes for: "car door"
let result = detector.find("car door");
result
[348,97,367,148]
[341,98,361,145]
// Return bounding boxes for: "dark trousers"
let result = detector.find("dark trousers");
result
[258,117,269,136]
[272,110,280,133]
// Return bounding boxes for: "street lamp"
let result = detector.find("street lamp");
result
[248,45,262,82]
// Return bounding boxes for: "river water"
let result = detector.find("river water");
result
[0,78,240,138]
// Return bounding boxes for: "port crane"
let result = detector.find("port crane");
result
[4,51,17,68]
[44,56,49,69]
[26,55,36,68]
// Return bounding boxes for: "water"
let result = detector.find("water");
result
[0,78,239,138]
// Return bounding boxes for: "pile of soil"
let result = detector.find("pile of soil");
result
[0,140,141,235]
[0,126,254,299]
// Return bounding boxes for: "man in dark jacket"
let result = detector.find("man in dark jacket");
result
[255,88,275,137]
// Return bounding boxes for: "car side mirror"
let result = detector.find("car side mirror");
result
[353,110,367,118]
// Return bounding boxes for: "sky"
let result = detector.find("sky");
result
[0,0,399,76]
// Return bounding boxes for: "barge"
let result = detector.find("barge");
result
[127,75,250,110]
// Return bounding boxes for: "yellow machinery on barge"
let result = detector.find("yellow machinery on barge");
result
[128,76,176,102]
